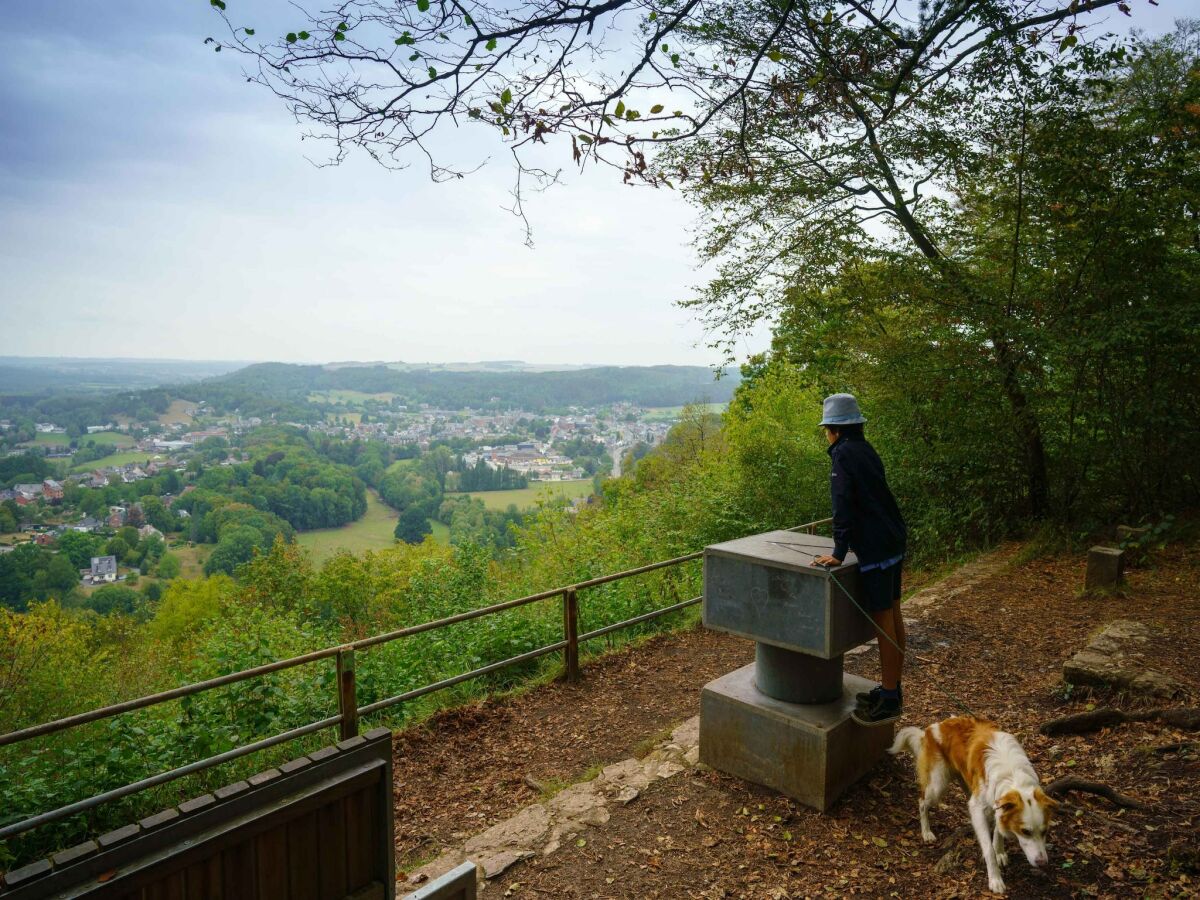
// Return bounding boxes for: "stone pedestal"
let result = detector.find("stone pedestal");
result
[701,665,894,812]
[699,530,892,811]
[1085,545,1125,591]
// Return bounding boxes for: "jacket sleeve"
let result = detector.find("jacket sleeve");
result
[830,448,852,561]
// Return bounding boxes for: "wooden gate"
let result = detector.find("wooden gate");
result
[2,728,394,900]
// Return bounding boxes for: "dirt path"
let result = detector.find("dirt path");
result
[390,547,1001,875]
[395,541,1199,897]
[480,541,1199,898]
[392,626,753,870]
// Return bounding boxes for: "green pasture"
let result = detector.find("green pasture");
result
[449,479,594,511]
[70,450,156,473]
[83,432,135,447]
[296,490,450,564]
[308,389,396,405]
[158,400,195,426]
[642,402,727,422]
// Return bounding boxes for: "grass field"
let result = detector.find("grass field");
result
[158,400,195,426]
[297,490,450,563]
[83,432,135,447]
[449,479,595,511]
[642,402,727,422]
[24,433,72,447]
[309,389,396,405]
[297,490,399,564]
[70,450,157,473]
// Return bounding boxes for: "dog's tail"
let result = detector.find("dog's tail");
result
[889,726,924,759]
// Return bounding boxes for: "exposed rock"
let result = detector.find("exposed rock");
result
[463,803,549,856]
[477,849,533,878]
[1064,620,1185,698]
[402,715,701,894]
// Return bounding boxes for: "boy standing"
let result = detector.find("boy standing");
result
[810,393,907,726]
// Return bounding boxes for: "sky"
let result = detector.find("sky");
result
[0,1,1183,369]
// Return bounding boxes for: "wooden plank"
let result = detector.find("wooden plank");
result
[4,741,390,900]
[316,797,348,900]
[343,786,376,892]
[141,870,186,900]
[285,810,320,900]
[183,855,222,900]
[219,840,256,900]
[253,825,289,900]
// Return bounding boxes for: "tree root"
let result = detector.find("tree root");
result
[1040,706,1200,736]
[1044,776,1149,810]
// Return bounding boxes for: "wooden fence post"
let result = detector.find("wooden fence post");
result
[563,589,580,683]
[336,647,359,740]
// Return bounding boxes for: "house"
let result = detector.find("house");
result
[13,484,43,506]
[33,532,55,547]
[138,524,163,541]
[42,479,64,503]
[73,517,102,533]
[89,555,118,583]
[107,506,127,529]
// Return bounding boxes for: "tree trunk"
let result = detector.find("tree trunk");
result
[993,335,1050,517]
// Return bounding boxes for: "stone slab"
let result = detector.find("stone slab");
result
[703,530,874,658]
[1085,546,1125,591]
[699,663,892,812]
[1064,619,1184,698]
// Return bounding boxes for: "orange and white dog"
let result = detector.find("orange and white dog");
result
[890,716,1058,895]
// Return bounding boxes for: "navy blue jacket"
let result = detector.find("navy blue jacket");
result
[828,434,906,565]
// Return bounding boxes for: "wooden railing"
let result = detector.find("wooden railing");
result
[0,518,831,844]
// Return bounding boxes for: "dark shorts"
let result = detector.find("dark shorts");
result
[859,559,903,613]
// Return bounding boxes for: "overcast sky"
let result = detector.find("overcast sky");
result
[0,2,1182,369]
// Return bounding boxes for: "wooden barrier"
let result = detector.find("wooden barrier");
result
[1,728,395,899]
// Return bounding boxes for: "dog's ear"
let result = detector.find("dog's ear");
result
[994,789,1021,815]
[1035,787,1059,818]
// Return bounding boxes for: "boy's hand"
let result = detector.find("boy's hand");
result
[812,554,842,567]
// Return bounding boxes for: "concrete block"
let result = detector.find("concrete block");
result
[703,530,874,657]
[754,643,843,703]
[700,664,892,812]
[1085,546,1125,591]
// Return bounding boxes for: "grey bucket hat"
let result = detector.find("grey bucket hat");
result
[819,393,867,426]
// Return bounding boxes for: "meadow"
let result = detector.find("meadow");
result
[69,450,158,473]
[642,402,727,422]
[295,490,451,563]
[308,389,396,405]
[296,489,399,563]
[83,431,135,447]
[450,478,594,511]
[158,399,195,426]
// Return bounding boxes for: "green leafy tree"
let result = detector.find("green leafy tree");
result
[56,531,106,570]
[204,526,266,576]
[394,506,432,544]
[156,553,182,580]
[42,554,81,599]
[85,584,140,616]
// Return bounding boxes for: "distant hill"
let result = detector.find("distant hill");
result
[187,362,738,417]
[0,357,249,395]
[325,360,600,373]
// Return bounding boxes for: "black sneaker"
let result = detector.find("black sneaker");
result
[852,696,902,727]
[855,685,901,708]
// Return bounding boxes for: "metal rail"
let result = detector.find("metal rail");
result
[0,517,830,843]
